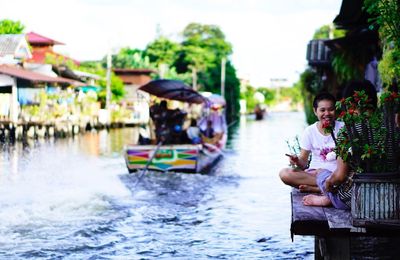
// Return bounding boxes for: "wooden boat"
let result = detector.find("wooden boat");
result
[254,104,265,120]
[125,142,223,173]
[124,79,227,173]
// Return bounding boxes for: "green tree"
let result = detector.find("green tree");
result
[96,73,125,107]
[257,87,276,106]
[152,65,192,83]
[241,84,257,112]
[175,44,214,89]
[182,23,232,60]
[78,61,126,105]
[223,61,241,122]
[108,48,154,69]
[175,23,240,122]
[175,23,233,88]
[0,19,25,34]
[145,36,181,66]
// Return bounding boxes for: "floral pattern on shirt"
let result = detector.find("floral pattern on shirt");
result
[320,147,336,161]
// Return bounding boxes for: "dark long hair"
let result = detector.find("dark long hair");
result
[342,80,377,108]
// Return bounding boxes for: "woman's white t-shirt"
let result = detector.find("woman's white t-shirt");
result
[300,121,344,172]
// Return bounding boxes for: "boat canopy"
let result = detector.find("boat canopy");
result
[204,93,226,107]
[139,79,207,104]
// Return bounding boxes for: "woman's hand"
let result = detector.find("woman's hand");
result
[285,154,304,169]
[325,158,349,192]
[325,175,338,192]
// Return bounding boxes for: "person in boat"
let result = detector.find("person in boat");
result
[168,108,187,144]
[279,92,344,193]
[201,120,215,138]
[186,118,201,144]
[200,119,222,149]
[302,80,380,209]
[199,104,227,148]
[150,100,172,143]
[138,124,151,145]
[254,104,264,120]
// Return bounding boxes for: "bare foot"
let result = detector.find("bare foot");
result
[302,195,332,207]
[299,185,321,193]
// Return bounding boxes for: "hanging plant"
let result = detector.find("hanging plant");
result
[378,48,400,85]
[300,68,321,94]
[364,0,400,85]
[364,0,400,49]
[332,53,359,84]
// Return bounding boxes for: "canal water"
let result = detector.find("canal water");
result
[0,112,313,259]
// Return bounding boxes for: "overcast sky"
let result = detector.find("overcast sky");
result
[3,0,342,87]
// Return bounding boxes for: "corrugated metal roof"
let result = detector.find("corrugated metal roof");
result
[0,64,84,86]
[26,32,64,45]
[0,34,29,57]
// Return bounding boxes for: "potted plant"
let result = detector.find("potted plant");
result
[335,90,400,227]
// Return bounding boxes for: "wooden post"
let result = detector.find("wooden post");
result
[10,78,18,124]
[221,57,226,98]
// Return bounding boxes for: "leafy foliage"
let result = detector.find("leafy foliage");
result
[181,23,232,60]
[313,24,345,39]
[298,69,320,124]
[378,48,400,85]
[145,37,181,66]
[79,61,125,105]
[0,19,25,34]
[152,65,192,83]
[257,87,276,105]
[331,48,366,84]
[94,22,242,121]
[335,90,400,173]
[364,0,400,86]
[241,85,257,112]
[108,48,154,69]
[221,61,241,122]
[171,23,239,122]
[241,83,301,113]
[364,0,400,49]
[175,45,214,79]
[54,59,126,105]
[175,23,233,84]
[280,84,302,104]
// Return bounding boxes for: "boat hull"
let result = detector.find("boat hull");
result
[124,144,222,173]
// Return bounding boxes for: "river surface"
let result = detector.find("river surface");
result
[0,112,313,259]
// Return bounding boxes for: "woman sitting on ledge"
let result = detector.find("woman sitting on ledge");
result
[303,80,381,209]
[279,92,344,193]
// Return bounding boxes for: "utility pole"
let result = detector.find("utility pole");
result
[106,51,112,110]
[221,57,226,98]
[159,63,167,79]
[192,67,197,90]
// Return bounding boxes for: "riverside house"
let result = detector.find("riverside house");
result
[0,33,96,140]
[113,68,155,125]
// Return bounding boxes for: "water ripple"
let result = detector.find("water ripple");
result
[0,113,314,259]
